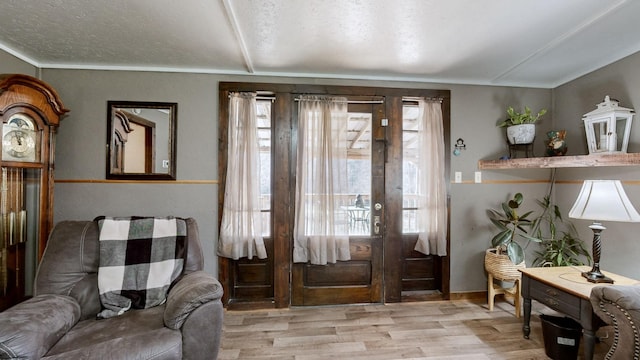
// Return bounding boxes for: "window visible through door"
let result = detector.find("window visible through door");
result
[256,105,373,237]
[257,99,272,237]
[345,112,372,235]
[402,103,420,233]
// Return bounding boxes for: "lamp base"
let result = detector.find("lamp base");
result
[582,270,614,284]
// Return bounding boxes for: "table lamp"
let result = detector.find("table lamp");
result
[568,180,640,283]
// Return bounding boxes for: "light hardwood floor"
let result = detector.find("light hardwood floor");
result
[220,299,613,359]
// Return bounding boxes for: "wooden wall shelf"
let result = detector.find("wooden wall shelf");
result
[478,153,640,169]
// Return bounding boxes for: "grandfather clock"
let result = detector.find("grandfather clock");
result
[0,74,69,310]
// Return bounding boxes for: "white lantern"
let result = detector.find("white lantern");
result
[582,96,635,154]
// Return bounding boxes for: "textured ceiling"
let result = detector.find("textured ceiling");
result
[1,0,640,88]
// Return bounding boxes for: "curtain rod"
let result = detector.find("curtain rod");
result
[403,96,443,103]
[228,95,384,104]
[294,98,385,104]
[228,94,275,102]
[230,93,442,103]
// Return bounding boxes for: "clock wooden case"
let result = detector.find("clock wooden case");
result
[0,74,69,310]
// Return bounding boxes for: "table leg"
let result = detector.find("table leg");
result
[523,297,531,339]
[583,329,596,360]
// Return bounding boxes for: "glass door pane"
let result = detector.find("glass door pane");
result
[256,99,271,236]
[402,104,420,233]
[345,112,371,235]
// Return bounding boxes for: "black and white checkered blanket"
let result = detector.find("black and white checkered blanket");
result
[95,216,186,319]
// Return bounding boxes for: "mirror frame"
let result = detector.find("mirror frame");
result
[106,100,177,180]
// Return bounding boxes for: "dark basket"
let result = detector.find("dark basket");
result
[540,314,582,360]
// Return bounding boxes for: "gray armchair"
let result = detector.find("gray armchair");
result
[0,218,223,360]
[590,285,640,360]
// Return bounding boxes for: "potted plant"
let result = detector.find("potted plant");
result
[531,196,591,267]
[487,191,591,270]
[497,106,547,145]
[485,192,540,309]
[487,192,541,267]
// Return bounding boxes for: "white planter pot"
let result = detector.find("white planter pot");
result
[506,124,536,144]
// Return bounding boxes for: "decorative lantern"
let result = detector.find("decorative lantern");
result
[582,96,635,154]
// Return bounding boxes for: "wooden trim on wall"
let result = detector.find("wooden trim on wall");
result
[450,179,640,185]
[55,179,217,184]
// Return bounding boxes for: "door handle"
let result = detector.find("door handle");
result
[373,215,381,234]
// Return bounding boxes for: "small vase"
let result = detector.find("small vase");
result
[545,130,567,156]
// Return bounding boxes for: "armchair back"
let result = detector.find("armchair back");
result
[34,218,204,320]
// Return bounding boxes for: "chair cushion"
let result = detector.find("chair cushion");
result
[95,216,186,319]
[0,294,80,359]
[43,305,182,360]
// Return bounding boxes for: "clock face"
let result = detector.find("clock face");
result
[4,130,35,158]
[2,114,38,162]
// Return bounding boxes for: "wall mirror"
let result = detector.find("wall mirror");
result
[106,101,177,180]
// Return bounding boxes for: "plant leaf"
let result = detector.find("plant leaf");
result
[521,233,542,243]
[519,211,534,220]
[553,205,563,220]
[514,193,523,205]
[507,242,525,265]
[489,217,509,230]
[491,230,512,247]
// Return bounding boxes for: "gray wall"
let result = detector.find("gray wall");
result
[39,69,552,292]
[42,70,219,275]
[447,84,552,293]
[11,48,640,294]
[0,51,37,76]
[553,50,640,281]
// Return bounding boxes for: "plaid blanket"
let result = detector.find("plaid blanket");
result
[95,216,186,319]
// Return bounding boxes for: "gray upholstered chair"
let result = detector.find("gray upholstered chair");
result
[590,285,640,360]
[0,218,223,360]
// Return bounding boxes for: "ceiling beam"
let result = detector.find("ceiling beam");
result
[221,0,255,73]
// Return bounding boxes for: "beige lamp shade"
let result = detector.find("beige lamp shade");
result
[569,180,640,222]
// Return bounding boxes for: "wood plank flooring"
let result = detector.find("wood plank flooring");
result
[220,299,613,359]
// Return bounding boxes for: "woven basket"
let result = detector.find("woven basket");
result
[484,248,525,281]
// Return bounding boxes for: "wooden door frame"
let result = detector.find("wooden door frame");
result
[218,82,451,308]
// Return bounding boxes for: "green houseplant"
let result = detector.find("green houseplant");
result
[531,196,591,267]
[498,106,547,128]
[488,192,541,265]
[498,106,547,145]
[487,190,591,268]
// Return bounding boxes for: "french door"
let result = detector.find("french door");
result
[218,83,450,309]
[291,99,385,306]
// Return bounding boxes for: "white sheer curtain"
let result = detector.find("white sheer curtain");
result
[414,99,448,256]
[293,96,351,265]
[218,92,267,260]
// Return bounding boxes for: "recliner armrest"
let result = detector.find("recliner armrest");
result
[591,284,640,310]
[591,285,640,359]
[0,294,80,359]
[163,271,224,329]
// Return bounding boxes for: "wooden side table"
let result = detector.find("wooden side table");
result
[520,266,639,360]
